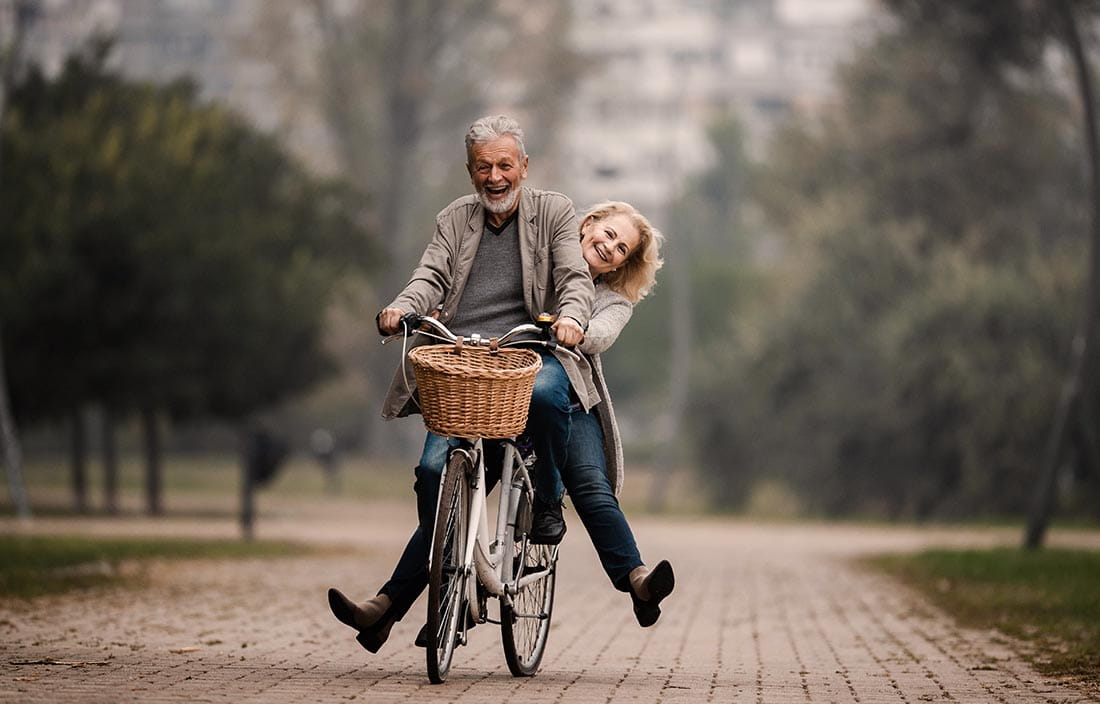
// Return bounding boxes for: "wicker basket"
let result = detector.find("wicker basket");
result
[408,343,542,438]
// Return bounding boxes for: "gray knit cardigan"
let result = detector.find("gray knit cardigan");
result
[578,282,634,495]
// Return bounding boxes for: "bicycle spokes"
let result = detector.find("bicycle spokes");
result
[501,537,557,676]
[427,451,471,683]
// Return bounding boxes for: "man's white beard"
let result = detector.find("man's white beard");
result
[478,186,520,214]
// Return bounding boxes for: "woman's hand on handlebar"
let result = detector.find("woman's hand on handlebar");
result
[551,316,584,347]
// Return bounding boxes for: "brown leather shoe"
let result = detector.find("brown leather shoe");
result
[328,588,395,653]
[627,560,674,628]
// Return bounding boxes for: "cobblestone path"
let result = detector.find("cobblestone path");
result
[2,501,1097,703]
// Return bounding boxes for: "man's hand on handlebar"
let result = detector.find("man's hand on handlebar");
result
[377,308,405,336]
[378,308,441,336]
[552,316,584,347]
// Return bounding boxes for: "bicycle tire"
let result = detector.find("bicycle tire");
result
[501,497,557,676]
[427,449,472,684]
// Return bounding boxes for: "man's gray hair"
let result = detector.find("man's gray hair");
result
[465,115,526,161]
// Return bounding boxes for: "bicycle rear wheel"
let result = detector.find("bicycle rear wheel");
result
[427,449,472,684]
[501,534,557,676]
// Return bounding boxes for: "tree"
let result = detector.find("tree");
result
[684,0,1091,518]
[1,45,372,514]
[1023,0,1100,546]
[870,0,1100,539]
[0,0,38,519]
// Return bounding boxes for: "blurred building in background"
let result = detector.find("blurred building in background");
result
[563,0,874,217]
[20,0,873,223]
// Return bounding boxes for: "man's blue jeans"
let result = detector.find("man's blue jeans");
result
[526,350,571,504]
[379,350,573,620]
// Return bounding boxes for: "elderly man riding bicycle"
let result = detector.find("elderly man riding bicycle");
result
[328,115,673,661]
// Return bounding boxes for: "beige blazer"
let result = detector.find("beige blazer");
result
[381,187,597,419]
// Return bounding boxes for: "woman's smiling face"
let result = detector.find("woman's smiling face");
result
[580,213,641,277]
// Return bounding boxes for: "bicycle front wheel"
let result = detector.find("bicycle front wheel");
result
[427,449,472,684]
[501,535,557,676]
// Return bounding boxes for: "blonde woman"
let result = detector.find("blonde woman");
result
[557,201,673,627]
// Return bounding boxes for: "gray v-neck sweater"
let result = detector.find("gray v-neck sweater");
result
[448,213,529,336]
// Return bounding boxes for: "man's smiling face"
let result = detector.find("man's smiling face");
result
[467,136,528,224]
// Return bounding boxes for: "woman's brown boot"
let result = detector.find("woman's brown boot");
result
[627,560,675,628]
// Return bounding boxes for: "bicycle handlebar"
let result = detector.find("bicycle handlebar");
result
[383,312,580,361]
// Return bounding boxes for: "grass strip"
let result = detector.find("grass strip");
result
[867,547,1100,689]
[0,534,308,598]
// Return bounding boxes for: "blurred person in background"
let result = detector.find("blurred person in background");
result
[309,428,340,495]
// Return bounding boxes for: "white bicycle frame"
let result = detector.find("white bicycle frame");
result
[435,438,555,624]
[386,313,569,631]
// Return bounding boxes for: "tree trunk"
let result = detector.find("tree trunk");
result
[70,407,88,513]
[101,406,119,515]
[0,3,34,521]
[1025,368,1077,548]
[0,326,30,519]
[141,406,162,516]
[1026,0,1100,548]
[1076,348,1100,509]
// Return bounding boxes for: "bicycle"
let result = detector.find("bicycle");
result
[385,312,575,683]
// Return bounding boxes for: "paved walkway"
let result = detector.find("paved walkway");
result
[2,498,1098,703]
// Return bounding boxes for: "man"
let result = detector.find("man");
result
[327,115,597,653]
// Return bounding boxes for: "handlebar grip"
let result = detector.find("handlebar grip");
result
[400,311,425,329]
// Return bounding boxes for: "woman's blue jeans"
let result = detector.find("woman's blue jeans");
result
[563,409,643,592]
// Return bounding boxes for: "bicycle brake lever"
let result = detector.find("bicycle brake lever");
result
[382,312,429,345]
[547,340,581,362]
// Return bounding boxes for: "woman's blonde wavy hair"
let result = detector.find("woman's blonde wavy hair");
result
[580,201,665,303]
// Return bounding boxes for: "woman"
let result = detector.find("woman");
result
[559,201,673,627]
[328,201,671,650]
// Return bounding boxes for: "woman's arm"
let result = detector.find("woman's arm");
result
[579,289,633,355]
